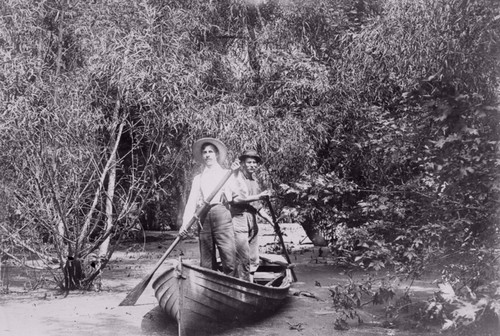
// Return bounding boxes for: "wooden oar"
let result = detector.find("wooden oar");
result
[119,169,234,306]
[263,196,298,282]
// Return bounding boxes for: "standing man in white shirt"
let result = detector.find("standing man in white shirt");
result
[179,138,238,276]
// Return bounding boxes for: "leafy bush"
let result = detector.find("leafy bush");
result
[426,281,500,334]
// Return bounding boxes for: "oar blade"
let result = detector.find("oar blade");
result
[118,236,181,306]
[118,272,154,306]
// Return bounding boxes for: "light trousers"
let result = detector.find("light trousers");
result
[233,212,259,281]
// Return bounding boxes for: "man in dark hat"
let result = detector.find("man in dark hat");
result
[179,138,238,276]
[231,150,273,281]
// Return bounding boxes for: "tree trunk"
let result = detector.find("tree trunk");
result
[246,4,261,84]
[175,169,190,230]
[99,93,122,255]
[53,3,69,267]
[99,152,116,257]
[55,7,64,77]
[63,256,84,290]
[175,181,185,230]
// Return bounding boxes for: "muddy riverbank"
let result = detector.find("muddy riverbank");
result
[1,231,442,336]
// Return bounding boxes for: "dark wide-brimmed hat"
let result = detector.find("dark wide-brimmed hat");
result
[238,149,261,163]
[192,137,228,164]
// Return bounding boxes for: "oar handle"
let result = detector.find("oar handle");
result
[150,170,233,268]
[179,169,234,236]
[205,169,234,203]
[263,196,298,282]
[155,236,181,268]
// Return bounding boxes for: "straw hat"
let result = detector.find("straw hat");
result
[192,138,228,164]
[238,149,262,163]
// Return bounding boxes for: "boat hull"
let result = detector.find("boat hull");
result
[152,257,291,336]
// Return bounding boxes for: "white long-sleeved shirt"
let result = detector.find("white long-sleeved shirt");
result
[181,164,237,227]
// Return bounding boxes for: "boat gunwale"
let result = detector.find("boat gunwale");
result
[152,259,291,293]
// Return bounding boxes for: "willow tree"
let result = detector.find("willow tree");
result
[0,0,182,290]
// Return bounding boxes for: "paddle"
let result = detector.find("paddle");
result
[118,169,234,306]
[263,196,298,282]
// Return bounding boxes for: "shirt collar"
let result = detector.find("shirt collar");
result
[202,163,224,174]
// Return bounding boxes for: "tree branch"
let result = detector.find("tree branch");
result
[0,223,58,269]
[75,120,125,255]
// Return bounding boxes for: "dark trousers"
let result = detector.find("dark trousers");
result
[199,204,236,275]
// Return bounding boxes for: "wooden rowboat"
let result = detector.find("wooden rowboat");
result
[152,254,292,336]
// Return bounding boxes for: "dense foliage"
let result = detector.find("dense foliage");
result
[276,0,500,332]
[0,0,499,332]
